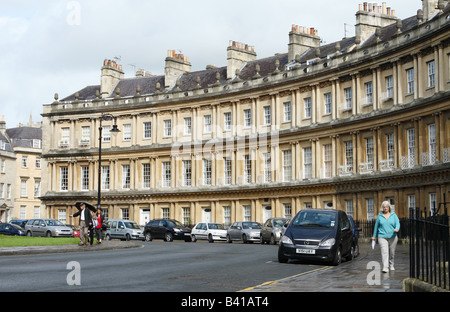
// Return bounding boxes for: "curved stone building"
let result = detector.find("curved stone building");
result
[41,1,450,226]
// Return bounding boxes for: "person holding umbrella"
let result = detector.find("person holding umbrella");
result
[71,202,94,246]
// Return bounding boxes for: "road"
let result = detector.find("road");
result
[0,240,327,292]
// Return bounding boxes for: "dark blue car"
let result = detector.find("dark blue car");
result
[348,216,361,258]
[0,223,26,236]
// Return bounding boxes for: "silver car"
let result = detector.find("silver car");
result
[226,221,261,243]
[105,219,145,241]
[25,218,73,237]
[260,218,289,245]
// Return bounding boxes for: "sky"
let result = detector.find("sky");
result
[0,0,421,128]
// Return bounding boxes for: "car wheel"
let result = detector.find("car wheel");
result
[208,234,214,243]
[191,234,197,242]
[270,235,276,245]
[353,243,359,258]
[126,234,131,241]
[226,234,232,243]
[105,234,111,241]
[260,236,265,244]
[144,232,152,242]
[278,249,288,263]
[331,246,342,266]
[46,231,52,238]
[345,245,354,261]
[165,232,173,242]
[27,231,32,237]
[242,234,248,244]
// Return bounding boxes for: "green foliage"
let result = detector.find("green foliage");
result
[0,235,79,247]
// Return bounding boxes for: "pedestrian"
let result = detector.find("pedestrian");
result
[71,203,93,246]
[90,208,105,245]
[372,200,400,273]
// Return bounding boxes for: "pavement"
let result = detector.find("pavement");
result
[0,239,441,292]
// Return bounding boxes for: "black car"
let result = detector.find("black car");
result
[278,209,353,265]
[144,219,191,242]
[0,223,26,236]
[348,216,361,258]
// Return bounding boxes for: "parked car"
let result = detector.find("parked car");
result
[25,219,73,237]
[260,218,289,245]
[278,209,353,265]
[66,224,80,238]
[226,221,261,243]
[191,222,227,243]
[144,219,191,242]
[105,219,144,241]
[0,223,26,236]
[10,219,28,229]
[348,216,361,258]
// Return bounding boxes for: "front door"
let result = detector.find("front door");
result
[263,206,272,224]
[140,208,150,226]
[202,208,211,223]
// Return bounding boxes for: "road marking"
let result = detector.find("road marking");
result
[237,266,333,292]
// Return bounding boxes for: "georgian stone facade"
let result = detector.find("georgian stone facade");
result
[41,1,450,226]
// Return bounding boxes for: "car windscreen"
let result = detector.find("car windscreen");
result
[167,220,184,227]
[124,222,140,229]
[273,218,288,227]
[208,223,224,230]
[242,222,260,229]
[291,211,336,229]
[45,220,65,226]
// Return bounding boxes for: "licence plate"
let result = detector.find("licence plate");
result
[296,249,315,254]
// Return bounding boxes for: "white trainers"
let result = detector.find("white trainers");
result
[382,268,389,273]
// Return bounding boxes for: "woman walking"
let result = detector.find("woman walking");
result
[372,201,400,273]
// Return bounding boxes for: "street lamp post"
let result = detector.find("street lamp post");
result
[97,113,120,210]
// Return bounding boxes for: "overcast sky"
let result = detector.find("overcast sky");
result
[0,0,420,128]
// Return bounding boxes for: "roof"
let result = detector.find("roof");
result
[5,127,42,149]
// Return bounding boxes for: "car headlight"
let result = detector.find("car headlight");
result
[280,235,293,245]
[174,228,182,232]
[319,238,336,247]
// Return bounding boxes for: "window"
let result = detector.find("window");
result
[224,157,232,185]
[223,206,231,226]
[60,167,68,191]
[184,118,191,135]
[103,126,111,142]
[344,87,352,109]
[143,122,152,139]
[282,150,292,182]
[304,202,312,209]
[162,161,171,187]
[344,141,353,172]
[81,166,89,190]
[427,60,435,88]
[123,124,131,141]
[142,163,151,188]
[385,76,393,99]
[61,127,70,144]
[244,109,251,128]
[408,195,416,210]
[323,144,332,178]
[386,133,395,167]
[429,193,437,215]
[407,68,414,94]
[33,139,41,149]
[263,153,271,183]
[303,147,312,179]
[264,106,271,125]
[243,205,251,221]
[22,156,28,168]
[366,198,374,220]
[101,166,110,190]
[244,155,251,184]
[164,120,172,137]
[428,124,436,165]
[0,183,3,198]
[224,112,232,131]
[162,207,170,219]
[35,157,41,169]
[284,203,292,219]
[324,93,332,115]
[364,82,373,105]
[21,180,27,197]
[81,126,90,142]
[204,115,212,133]
[34,206,40,218]
[304,97,312,118]
[407,128,415,167]
[6,184,11,199]
[1,159,4,173]
[182,160,192,186]
[365,137,374,165]
[284,102,291,122]
[122,165,130,189]
[345,200,353,217]
[58,209,66,223]
[121,209,129,220]
[20,206,26,219]
[203,159,212,185]
[182,207,191,226]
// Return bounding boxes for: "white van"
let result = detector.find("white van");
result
[105,219,144,241]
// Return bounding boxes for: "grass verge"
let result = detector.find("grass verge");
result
[0,235,80,247]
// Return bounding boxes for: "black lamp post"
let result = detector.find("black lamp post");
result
[97,113,120,210]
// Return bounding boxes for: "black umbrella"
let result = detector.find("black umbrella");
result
[75,202,96,212]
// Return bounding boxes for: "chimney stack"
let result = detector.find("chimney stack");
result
[355,2,398,43]
[164,50,191,89]
[422,0,447,21]
[227,40,257,80]
[100,59,124,98]
[288,25,321,62]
